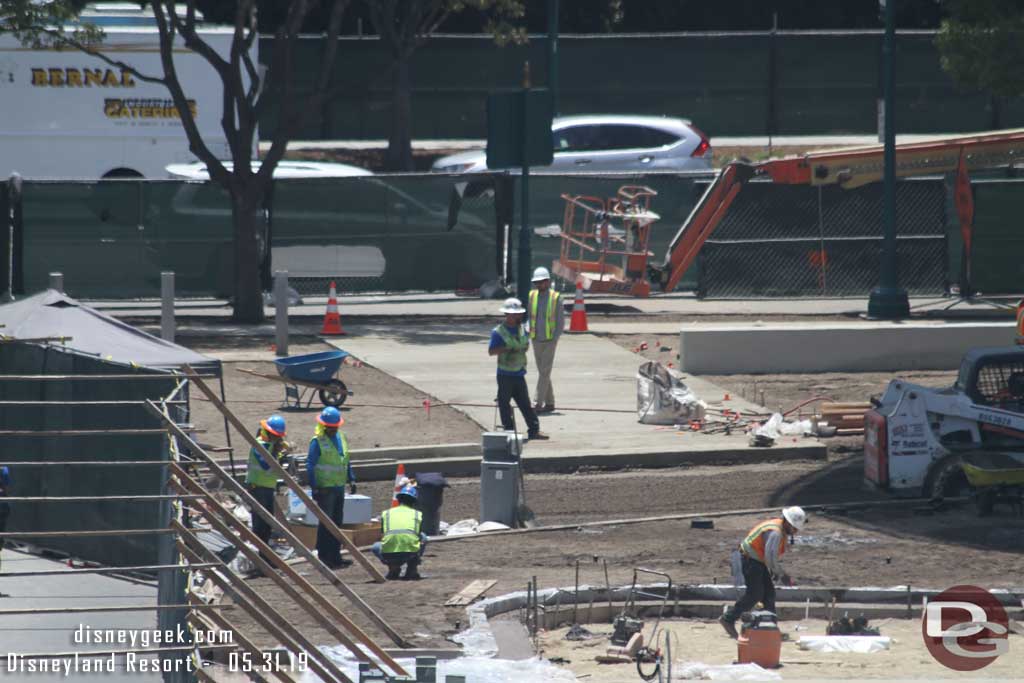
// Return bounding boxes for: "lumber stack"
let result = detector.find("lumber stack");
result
[816,402,871,436]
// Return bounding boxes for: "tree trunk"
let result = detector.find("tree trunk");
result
[385,53,414,171]
[231,188,266,323]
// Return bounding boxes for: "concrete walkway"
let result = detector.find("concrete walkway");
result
[0,547,161,681]
[93,292,1016,324]
[326,322,824,467]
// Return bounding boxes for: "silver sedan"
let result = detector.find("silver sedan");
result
[431,115,712,173]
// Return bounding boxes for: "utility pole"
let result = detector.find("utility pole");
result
[517,62,533,304]
[867,0,910,319]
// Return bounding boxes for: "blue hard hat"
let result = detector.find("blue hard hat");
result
[396,485,418,503]
[318,406,343,427]
[261,414,286,437]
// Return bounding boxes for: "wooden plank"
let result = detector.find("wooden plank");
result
[145,402,408,648]
[182,367,385,582]
[171,472,408,678]
[189,605,285,683]
[445,579,498,607]
[176,527,353,683]
[236,366,353,395]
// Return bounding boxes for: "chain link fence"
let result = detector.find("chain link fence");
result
[698,179,948,297]
[6,173,1023,301]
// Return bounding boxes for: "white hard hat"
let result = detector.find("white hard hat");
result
[531,266,551,282]
[499,297,526,314]
[782,506,807,530]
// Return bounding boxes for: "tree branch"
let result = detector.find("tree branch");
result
[151,0,230,189]
[255,0,315,187]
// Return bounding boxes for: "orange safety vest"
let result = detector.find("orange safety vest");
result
[740,518,788,565]
[1016,299,1024,345]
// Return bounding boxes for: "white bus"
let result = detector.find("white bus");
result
[0,5,243,179]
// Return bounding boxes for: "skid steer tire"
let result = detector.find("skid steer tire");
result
[927,455,970,501]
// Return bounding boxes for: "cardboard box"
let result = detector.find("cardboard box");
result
[285,521,381,550]
[278,489,373,526]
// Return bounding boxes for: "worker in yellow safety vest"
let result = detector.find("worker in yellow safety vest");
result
[246,415,290,552]
[371,485,429,580]
[306,406,356,570]
[489,297,549,440]
[719,506,807,639]
[528,267,564,414]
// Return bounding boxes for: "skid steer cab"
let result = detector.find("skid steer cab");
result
[865,347,1024,498]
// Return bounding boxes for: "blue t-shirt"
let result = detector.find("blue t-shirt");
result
[489,325,527,377]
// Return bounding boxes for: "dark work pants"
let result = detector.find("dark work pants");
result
[497,374,540,436]
[249,486,276,556]
[313,487,345,567]
[725,554,776,622]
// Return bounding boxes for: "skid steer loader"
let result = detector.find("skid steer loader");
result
[865,347,1024,510]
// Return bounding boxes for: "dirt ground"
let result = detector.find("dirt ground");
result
[605,333,958,413]
[184,339,483,457]
[541,617,1024,681]
[179,334,1024,679]
[224,467,1024,658]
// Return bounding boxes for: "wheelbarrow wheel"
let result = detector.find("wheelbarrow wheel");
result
[319,379,348,407]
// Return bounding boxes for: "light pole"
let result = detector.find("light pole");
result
[547,0,560,115]
[867,0,910,319]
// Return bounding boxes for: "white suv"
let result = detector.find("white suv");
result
[432,115,712,173]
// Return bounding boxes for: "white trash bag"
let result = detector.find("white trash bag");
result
[637,361,706,425]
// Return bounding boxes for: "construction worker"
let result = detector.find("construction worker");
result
[719,506,807,639]
[528,267,564,413]
[489,297,549,440]
[371,485,428,580]
[306,406,356,569]
[0,466,9,571]
[246,414,289,553]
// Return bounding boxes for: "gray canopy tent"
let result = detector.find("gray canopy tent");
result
[0,289,232,458]
[0,289,219,373]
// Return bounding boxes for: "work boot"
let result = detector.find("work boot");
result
[719,615,739,639]
[385,566,402,580]
[537,404,555,414]
[402,568,423,580]
[528,432,550,441]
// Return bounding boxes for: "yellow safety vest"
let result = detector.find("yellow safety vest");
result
[529,289,560,341]
[311,432,349,488]
[380,505,422,554]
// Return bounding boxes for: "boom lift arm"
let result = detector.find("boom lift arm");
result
[651,128,1024,293]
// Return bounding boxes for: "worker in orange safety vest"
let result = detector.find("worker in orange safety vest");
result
[719,506,807,639]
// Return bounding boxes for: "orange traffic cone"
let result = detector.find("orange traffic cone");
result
[390,463,407,508]
[321,281,346,336]
[568,280,589,333]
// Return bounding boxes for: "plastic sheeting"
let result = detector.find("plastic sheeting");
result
[752,413,814,439]
[637,361,706,425]
[675,661,783,680]
[303,649,578,683]
[797,635,892,653]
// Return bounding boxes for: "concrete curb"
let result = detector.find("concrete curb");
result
[349,442,826,481]
[679,321,1016,373]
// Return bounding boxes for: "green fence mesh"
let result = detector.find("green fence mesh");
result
[11,173,1024,300]
[258,32,1024,140]
[0,343,175,566]
[967,180,1024,295]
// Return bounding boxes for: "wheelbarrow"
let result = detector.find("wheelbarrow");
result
[960,450,1024,516]
[238,350,354,409]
